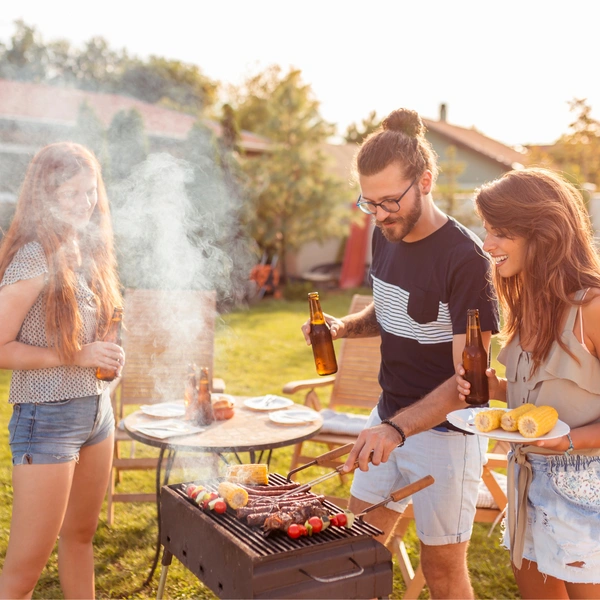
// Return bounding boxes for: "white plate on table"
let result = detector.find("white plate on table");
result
[244,395,294,411]
[269,408,320,425]
[447,407,570,442]
[140,401,186,418]
[131,418,206,439]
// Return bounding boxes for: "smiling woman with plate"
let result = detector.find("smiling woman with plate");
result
[456,169,600,599]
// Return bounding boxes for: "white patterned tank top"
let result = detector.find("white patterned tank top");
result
[0,241,107,403]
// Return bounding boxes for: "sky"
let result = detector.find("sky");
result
[1,0,599,147]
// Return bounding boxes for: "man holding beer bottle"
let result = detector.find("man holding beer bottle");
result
[302,108,498,599]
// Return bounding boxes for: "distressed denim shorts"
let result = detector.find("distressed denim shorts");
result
[503,452,600,583]
[351,407,488,545]
[8,390,114,465]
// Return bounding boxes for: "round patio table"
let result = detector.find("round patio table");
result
[123,396,323,586]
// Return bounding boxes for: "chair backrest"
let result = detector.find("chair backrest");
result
[329,294,382,410]
[119,288,217,407]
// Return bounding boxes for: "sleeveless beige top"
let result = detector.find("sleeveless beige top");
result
[498,290,600,449]
[498,290,600,568]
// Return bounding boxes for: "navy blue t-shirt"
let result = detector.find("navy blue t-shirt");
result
[371,217,499,425]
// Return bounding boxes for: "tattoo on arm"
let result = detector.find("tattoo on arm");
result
[343,303,379,338]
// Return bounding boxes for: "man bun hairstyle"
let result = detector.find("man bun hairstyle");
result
[356,108,438,181]
[382,108,425,138]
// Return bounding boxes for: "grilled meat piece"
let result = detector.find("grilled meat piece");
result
[237,497,325,519]
[263,512,294,531]
[247,511,278,527]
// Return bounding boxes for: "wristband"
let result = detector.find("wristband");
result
[381,419,406,447]
[564,433,574,456]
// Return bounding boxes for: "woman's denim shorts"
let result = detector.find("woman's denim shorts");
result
[8,390,114,466]
[503,452,600,583]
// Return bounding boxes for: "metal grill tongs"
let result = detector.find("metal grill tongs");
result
[283,443,435,506]
[282,443,373,497]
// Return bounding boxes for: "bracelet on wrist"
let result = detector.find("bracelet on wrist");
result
[564,433,574,456]
[381,419,406,447]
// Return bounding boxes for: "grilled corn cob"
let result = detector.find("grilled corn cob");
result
[518,406,559,438]
[217,481,249,509]
[474,409,505,432]
[501,403,536,431]
[225,463,269,485]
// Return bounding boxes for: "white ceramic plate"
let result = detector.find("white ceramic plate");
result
[269,408,320,425]
[244,395,294,411]
[447,407,570,442]
[140,402,186,418]
[131,418,206,439]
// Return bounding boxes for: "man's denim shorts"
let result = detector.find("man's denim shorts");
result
[503,452,600,583]
[351,407,488,546]
[8,390,114,465]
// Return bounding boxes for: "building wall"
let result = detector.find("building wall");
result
[426,130,510,190]
[590,193,600,241]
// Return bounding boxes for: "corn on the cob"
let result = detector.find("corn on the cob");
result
[217,481,249,509]
[518,406,559,438]
[225,463,269,485]
[501,403,536,431]
[474,409,505,432]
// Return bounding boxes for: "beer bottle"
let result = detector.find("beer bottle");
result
[308,292,338,376]
[463,309,489,405]
[184,363,198,421]
[96,307,124,382]
[196,366,215,425]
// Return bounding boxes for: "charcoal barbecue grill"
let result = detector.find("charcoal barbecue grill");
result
[158,473,393,599]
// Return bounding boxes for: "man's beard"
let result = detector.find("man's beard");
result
[375,187,422,243]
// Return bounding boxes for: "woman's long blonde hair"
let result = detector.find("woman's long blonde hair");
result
[0,142,122,362]
[475,168,600,370]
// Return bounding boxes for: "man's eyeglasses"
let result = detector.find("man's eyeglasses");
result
[356,178,417,215]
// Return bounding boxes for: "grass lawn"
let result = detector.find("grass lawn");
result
[0,288,519,599]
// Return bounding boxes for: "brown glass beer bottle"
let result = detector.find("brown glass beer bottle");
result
[96,307,124,382]
[196,366,215,425]
[463,309,489,405]
[184,363,198,421]
[308,292,338,376]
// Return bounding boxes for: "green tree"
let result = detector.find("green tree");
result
[344,110,381,144]
[0,20,47,81]
[233,66,348,280]
[107,109,148,181]
[436,145,466,216]
[118,56,218,114]
[72,101,110,175]
[549,98,600,187]
[219,103,240,153]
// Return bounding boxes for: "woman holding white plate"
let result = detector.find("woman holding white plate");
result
[456,168,600,599]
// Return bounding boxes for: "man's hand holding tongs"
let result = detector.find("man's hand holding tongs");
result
[343,420,406,473]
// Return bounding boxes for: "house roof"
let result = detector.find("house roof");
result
[423,118,527,168]
[0,79,269,153]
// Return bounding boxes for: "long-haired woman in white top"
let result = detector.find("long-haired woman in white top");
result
[0,142,124,598]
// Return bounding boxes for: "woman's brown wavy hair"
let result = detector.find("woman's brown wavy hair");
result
[475,168,600,371]
[0,142,122,362]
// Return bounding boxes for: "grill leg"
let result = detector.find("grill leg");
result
[156,550,172,600]
[143,447,177,587]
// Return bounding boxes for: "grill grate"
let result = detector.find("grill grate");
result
[172,473,382,557]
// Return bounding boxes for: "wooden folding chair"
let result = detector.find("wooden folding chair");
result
[106,288,224,525]
[282,294,382,479]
